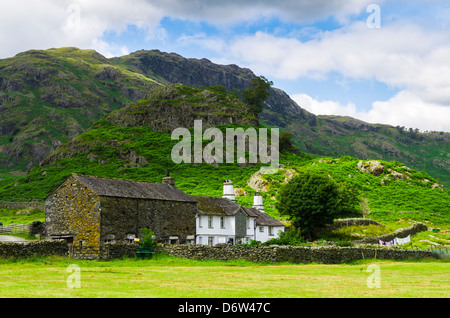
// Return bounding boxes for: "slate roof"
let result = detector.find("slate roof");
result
[243,207,285,227]
[192,195,284,227]
[70,174,197,203]
[192,196,242,216]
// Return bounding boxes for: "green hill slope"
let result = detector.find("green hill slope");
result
[0,47,160,172]
[0,84,447,230]
[1,47,448,188]
[112,50,450,187]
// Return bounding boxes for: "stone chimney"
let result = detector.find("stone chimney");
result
[252,192,265,213]
[162,170,175,186]
[222,180,235,201]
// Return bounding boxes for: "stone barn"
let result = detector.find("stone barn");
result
[45,174,197,259]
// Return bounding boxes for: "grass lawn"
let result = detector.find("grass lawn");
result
[0,255,448,298]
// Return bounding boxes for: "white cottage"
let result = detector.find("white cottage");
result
[193,181,285,246]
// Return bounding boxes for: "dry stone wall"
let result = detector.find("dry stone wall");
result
[0,201,45,210]
[355,222,428,245]
[0,240,68,258]
[158,244,434,264]
[0,240,434,263]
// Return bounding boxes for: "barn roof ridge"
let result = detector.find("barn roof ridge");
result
[57,173,197,202]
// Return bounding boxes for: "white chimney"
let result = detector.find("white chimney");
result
[222,180,235,201]
[253,192,265,213]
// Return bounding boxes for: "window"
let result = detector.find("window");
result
[208,216,213,228]
[208,236,214,246]
[259,226,264,233]
[220,216,225,229]
[269,227,274,236]
[126,234,135,243]
[199,216,203,228]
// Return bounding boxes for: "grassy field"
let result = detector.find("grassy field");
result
[0,255,448,298]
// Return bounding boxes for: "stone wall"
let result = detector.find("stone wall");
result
[0,240,68,258]
[100,196,197,244]
[0,240,434,263]
[355,222,428,245]
[329,218,384,230]
[0,201,45,211]
[316,218,384,235]
[158,244,434,264]
[102,242,139,260]
[45,175,102,259]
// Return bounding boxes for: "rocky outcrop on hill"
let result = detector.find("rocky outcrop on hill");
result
[40,84,258,167]
[105,84,258,132]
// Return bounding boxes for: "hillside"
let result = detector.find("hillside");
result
[0,84,448,232]
[0,47,160,172]
[0,47,449,187]
[112,50,450,187]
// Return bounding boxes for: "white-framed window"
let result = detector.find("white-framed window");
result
[208,216,213,228]
[198,216,203,228]
[259,226,264,233]
[220,216,225,229]
[208,236,214,246]
[269,227,274,236]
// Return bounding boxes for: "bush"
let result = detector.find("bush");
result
[263,227,307,246]
[139,228,157,250]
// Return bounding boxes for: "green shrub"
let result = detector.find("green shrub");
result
[139,228,157,249]
[262,227,308,246]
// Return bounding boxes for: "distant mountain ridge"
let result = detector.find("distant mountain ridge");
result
[0,47,448,186]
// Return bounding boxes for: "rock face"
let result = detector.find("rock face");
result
[114,49,317,129]
[0,48,158,172]
[40,84,258,167]
[247,167,298,192]
[105,84,258,132]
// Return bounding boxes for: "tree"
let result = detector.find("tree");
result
[279,131,294,153]
[242,75,273,114]
[337,182,360,214]
[360,195,370,218]
[275,171,342,240]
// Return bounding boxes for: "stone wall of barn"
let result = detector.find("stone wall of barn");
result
[100,197,197,244]
[45,175,102,259]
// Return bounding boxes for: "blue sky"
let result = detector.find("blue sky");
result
[1,0,450,131]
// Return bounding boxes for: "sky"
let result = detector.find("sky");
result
[1,0,450,132]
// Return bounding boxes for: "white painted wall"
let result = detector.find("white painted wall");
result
[254,225,284,243]
[196,215,258,245]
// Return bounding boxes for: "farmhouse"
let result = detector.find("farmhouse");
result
[45,174,197,259]
[45,175,284,259]
[193,181,285,246]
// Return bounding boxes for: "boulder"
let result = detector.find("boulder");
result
[357,160,384,176]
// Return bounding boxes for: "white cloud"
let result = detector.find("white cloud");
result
[292,93,361,118]
[0,0,164,58]
[151,0,376,24]
[0,0,376,59]
[217,21,450,132]
[366,91,450,132]
[1,0,448,131]
[292,91,450,132]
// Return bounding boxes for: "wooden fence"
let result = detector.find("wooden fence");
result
[0,223,30,234]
